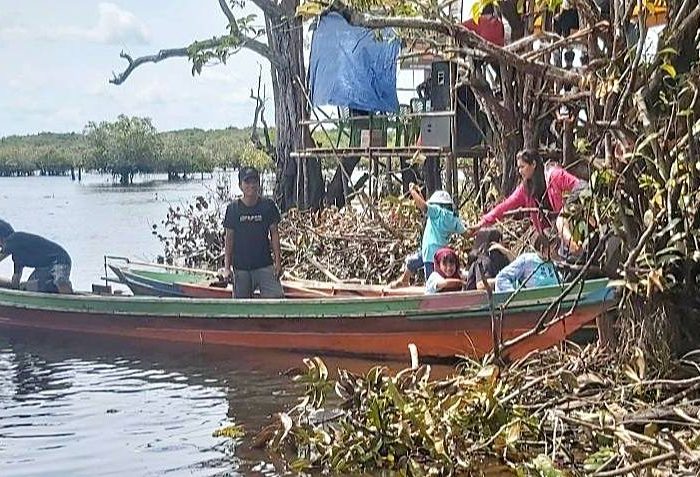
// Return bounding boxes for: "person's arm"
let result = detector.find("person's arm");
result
[556,215,582,255]
[494,255,526,293]
[11,261,23,289]
[476,185,527,229]
[269,223,282,278]
[425,272,441,294]
[222,228,234,278]
[436,278,465,291]
[409,183,427,213]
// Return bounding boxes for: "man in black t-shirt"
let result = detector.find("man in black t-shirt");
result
[221,167,285,298]
[0,219,73,294]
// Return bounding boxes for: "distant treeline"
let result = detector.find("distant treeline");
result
[0,115,274,183]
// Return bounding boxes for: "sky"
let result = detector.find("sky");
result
[0,1,274,136]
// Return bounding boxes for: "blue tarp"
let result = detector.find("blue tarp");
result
[309,13,400,114]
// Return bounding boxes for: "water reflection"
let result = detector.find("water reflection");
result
[0,330,305,476]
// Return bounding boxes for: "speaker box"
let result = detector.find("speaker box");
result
[430,61,452,111]
[430,61,483,151]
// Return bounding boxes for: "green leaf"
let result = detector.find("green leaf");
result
[583,448,615,472]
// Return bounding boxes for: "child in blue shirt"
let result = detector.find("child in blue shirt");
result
[495,232,561,293]
[390,183,467,287]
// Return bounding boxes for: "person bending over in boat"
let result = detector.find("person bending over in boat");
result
[390,184,468,288]
[221,167,285,299]
[468,150,584,248]
[425,247,466,294]
[494,232,561,293]
[463,228,513,291]
[0,219,73,294]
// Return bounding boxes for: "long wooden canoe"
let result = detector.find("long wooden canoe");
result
[108,263,424,299]
[0,279,615,360]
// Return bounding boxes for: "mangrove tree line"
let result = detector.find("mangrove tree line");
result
[0,115,272,181]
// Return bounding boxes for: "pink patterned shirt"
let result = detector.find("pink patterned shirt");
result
[477,166,581,231]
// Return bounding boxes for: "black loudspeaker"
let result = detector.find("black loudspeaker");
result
[455,85,481,150]
[430,61,452,111]
[429,60,482,151]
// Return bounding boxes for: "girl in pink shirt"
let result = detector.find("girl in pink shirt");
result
[472,150,582,238]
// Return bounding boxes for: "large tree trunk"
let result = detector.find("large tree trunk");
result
[265,0,324,211]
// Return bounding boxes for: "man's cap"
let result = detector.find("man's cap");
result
[0,219,15,239]
[239,166,260,182]
[427,190,453,206]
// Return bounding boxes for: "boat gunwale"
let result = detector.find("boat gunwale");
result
[0,279,614,321]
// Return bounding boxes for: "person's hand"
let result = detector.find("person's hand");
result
[409,182,419,193]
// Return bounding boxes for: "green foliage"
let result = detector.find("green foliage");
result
[262,357,536,475]
[0,132,85,176]
[84,115,162,183]
[1,120,273,181]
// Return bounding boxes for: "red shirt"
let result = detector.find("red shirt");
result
[462,15,505,46]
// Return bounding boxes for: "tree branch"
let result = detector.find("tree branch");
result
[341,8,583,85]
[111,1,275,85]
[218,0,236,25]
[250,0,287,19]
[111,36,274,85]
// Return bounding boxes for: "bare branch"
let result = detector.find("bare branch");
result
[111,48,187,85]
[111,34,274,86]
[218,0,237,25]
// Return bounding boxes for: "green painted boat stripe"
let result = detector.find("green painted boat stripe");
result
[0,278,611,319]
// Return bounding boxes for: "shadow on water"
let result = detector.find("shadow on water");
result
[0,328,448,476]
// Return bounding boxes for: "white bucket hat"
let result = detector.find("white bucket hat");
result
[427,190,453,206]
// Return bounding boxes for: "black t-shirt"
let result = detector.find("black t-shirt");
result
[1,232,71,274]
[223,198,281,271]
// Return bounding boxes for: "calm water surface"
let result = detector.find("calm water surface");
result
[0,174,411,476]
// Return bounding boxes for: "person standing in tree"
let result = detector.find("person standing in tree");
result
[221,167,285,299]
[0,219,73,294]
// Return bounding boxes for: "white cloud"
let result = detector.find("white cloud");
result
[0,2,149,45]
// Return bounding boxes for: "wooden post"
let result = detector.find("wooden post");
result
[296,156,303,208]
[562,116,575,166]
[447,60,457,199]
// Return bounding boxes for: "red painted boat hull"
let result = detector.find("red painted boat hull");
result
[0,301,606,360]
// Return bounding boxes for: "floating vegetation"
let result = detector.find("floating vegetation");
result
[212,424,245,439]
[252,347,700,476]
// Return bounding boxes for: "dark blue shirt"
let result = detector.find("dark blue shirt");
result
[1,232,71,274]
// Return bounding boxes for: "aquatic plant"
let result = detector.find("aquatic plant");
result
[256,346,700,476]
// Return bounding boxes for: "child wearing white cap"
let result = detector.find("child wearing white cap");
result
[390,183,467,287]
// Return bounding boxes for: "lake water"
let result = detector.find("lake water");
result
[0,173,412,476]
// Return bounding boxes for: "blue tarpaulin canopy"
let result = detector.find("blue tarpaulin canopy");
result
[309,12,400,114]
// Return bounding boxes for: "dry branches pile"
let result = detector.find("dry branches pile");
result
[279,203,472,283]
[256,345,700,475]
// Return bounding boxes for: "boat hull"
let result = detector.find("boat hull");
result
[0,281,614,359]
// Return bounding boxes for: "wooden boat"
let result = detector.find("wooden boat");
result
[0,278,615,360]
[107,261,424,299]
